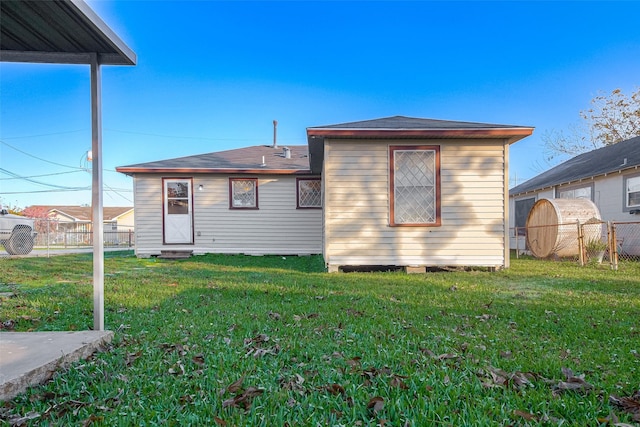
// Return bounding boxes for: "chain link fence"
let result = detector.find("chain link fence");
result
[512,220,640,269]
[610,221,640,262]
[1,218,134,256]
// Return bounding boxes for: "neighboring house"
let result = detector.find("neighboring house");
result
[117,116,533,270]
[509,135,640,252]
[28,205,135,233]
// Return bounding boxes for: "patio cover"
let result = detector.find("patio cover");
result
[1,0,137,330]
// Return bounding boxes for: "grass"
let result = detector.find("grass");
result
[0,252,639,426]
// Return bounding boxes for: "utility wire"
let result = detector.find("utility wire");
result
[0,170,84,180]
[1,188,90,194]
[0,168,90,190]
[1,140,123,173]
[1,129,87,139]
[1,140,86,170]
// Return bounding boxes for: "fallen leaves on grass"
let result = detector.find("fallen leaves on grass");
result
[168,362,185,375]
[345,308,364,317]
[280,374,307,395]
[159,342,189,356]
[513,409,537,421]
[367,396,385,414]
[268,311,281,321]
[191,354,206,366]
[221,380,264,411]
[125,351,142,367]
[479,367,534,390]
[324,383,346,396]
[293,313,319,322]
[610,390,640,422]
[419,348,459,362]
[244,334,280,358]
[552,367,593,394]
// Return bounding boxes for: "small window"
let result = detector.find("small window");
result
[389,145,440,226]
[167,181,190,214]
[557,184,592,200]
[229,178,258,209]
[626,176,640,208]
[297,178,322,209]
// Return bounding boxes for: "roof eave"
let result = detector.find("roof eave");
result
[305,127,534,143]
[0,50,134,65]
[115,167,314,176]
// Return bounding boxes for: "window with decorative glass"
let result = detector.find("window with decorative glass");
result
[297,178,322,209]
[389,146,440,226]
[229,178,258,209]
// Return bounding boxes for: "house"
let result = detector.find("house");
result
[28,205,135,233]
[509,135,640,253]
[117,116,534,270]
[116,146,323,257]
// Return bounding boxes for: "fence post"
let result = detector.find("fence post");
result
[47,218,50,258]
[128,229,133,247]
[610,221,618,271]
[577,220,585,266]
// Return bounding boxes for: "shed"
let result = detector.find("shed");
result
[307,116,533,272]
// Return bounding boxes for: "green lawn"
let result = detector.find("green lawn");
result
[1,252,639,426]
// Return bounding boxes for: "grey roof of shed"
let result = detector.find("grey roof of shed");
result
[0,0,136,65]
[510,135,640,196]
[309,115,529,130]
[116,145,312,175]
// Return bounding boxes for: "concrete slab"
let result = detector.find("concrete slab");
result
[0,331,113,401]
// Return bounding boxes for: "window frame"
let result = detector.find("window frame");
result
[623,173,640,211]
[229,178,259,210]
[389,145,441,227]
[556,183,594,201]
[296,177,322,209]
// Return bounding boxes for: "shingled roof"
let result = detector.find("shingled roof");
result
[510,135,640,196]
[29,206,133,221]
[309,115,530,130]
[116,145,312,175]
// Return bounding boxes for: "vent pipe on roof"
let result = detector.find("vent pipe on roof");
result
[273,120,278,148]
[283,147,291,159]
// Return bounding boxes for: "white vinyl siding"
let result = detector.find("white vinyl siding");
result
[323,139,508,268]
[133,174,322,257]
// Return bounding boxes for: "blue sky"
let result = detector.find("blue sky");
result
[1,1,639,208]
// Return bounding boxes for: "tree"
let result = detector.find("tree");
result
[581,88,640,145]
[543,87,640,162]
[22,206,57,236]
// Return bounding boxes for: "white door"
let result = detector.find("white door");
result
[163,179,193,244]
